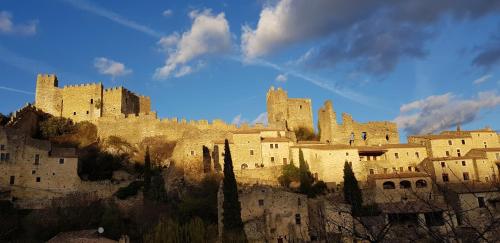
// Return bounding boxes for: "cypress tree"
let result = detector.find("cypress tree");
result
[343,161,363,216]
[202,145,212,173]
[299,149,312,195]
[222,139,246,241]
[144,146,152,193]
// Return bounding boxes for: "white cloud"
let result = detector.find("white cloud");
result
[94,57,132,78]
[252,112,268,125]
[394,91,500,135]
[61,0,163,38]
[158,33,180,51]
[154,9,231,79]
[162,9,173,17]
[473,74,492,85]
[232,112,268,126]
[0,11,37,36]
[275,74,287,82]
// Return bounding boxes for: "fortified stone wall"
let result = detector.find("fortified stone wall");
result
[266,87,314,132]
[61,83,103,122]
[35,74,62,116]
[318,100,399,146]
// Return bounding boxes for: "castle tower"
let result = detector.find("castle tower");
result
[266,86,288,129]
[35,74,62,116]
[318,100,336,143]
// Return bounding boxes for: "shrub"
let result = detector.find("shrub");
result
[39,117,75,138]
[135,136,176,165]
[310,180,328,197]
[295,127,319,141]
[278,162,300,187]
[115,181,144,200]
[79,146,123,181]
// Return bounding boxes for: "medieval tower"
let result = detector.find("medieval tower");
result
[266,86,314,133]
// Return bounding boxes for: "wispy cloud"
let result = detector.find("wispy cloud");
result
[0,11,38,36]
[0,86,34,95]
[231,112,268,126]
[162,9,173,17]
[275,74,287,82]
[473,74,492,85]
[60,0,163,38]
[94,57,132,79]
[236,56,380,108]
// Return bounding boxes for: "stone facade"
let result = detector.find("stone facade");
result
[266,87,314,133]
[0,127,79,200]
[218,185,309,243]
[34,74,151,122]
[318,100,399,146]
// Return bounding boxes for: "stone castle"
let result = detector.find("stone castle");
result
[35,74,151,122]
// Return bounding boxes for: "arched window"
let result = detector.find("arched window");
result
[383,181,396,189]
[241,163,248,170]
[416,179,427,188]
[400,180,411,189]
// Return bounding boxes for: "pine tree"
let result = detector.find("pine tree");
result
[222,139,246,242]
[144,146,152,193]
[343,161,363,216]
[202,145,212,173]
[299,149,312,195]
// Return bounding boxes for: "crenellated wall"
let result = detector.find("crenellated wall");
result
[266,86,314,132]
[318,100,399,146]
[61,83,103,122]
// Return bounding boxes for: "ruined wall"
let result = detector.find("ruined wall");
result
[122,88,140,115]
[61,83,103,122]
[318,100,399,146]
[266,87,314,132]
[35,74,62,116]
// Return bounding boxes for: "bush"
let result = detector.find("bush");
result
[79,146,123,181]
[115,181,144,200]
[278,163,300,187]
[135,136,176,165]
[50,121,97,148]
[39,117,75,138]
[143,217,217,243]
[310,180,328,197]
[295,127,319,141]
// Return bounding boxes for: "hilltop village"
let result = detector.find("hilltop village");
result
[1,73,499,242]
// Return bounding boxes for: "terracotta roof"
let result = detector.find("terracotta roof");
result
[291,144,354,150]
[261,137,290,142]
[409,134,471,139]
[379,144,426,149]
[440,183,500,194]
[469,147,500,152]
[368,172,430,180]
[297,141,324,144]
[356,146,388,152]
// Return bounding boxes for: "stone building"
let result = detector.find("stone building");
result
[318,100,399,146]
[0,127,79,200]
[267,87,314,133]
[35,74,151,122]
[218,184,309,243]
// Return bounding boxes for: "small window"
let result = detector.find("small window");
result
[457,149,461,157]
[250,150,254,155]
[463,172,470,181]
[36,177,41,182]
[0,144,4,150]
[448,140,452,145]
[298,198,301,206]
[0,153,4,161]
[415,152,419,158]
[442,173,449,182]
[416,179,427,188]
[478,197,486,208]
[361,132,367,141]
[395,153,399,159]
[295,214,301,225]
[408,166,412,172]
[190,151,195,156]
[90,98,93,104]
[73,112,76,115]
[270,144,274,149]
[9,176,15,185]
[386,135,389,141]
[346,152,349,156]
[86,111,89,114]
[275,143,279,149]
[461,140,465,145]
[32,170,35,174]
[461,161,466,166]
[484,142,487,148]
[299,105,302,109]
[5,153,9,161]
[59,158,64,164]
[35,154,40,165]
[445,151,450,157]
[400,180,411,189]
[241,164,248,170]
[271,157,275,162]
[283,158,287,165]
[258,199,264,206]
[383,181,396,189]
[369,169,374,175]
[440,162,446,168]
[399,167,403,172]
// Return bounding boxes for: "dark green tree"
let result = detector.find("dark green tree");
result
[144,146,152,193]
[299,149,313,195]
[343,161,363,216]
[147,172,168,202]
[222,139,246,242]
[202,145,212,173]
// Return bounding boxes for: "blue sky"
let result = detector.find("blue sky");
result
[0,0,499,140]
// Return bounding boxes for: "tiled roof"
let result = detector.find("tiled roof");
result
[368,172,430,180]
[290,144,353,150]
[261,137,290,142]
[409,134,471,139]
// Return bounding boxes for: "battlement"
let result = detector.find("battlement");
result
[62,82,102,89]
